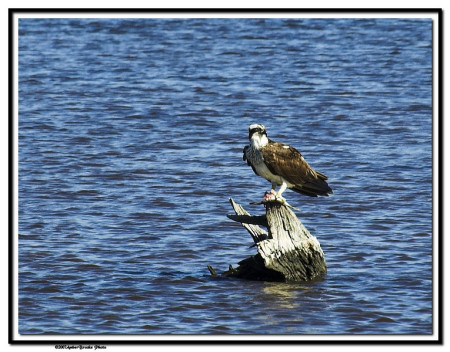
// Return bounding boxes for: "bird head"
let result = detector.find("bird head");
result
[248,124,267,140]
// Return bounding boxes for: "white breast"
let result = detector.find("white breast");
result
[246,143,293,187]
[253,160,284,185]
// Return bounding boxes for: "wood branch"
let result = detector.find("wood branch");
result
[226,214,268,227]
[227,198,268,244]
[209,198,327,282]
[207,265,217,276]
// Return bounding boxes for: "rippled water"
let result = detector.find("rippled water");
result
[18,18,432,335]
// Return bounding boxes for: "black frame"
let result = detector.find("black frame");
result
[8,8,443,346]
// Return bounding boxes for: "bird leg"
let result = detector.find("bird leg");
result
[275,182,288,200]
[264,183,278,201]
[270,182,278,195]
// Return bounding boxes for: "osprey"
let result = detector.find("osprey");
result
[243,124,332,200]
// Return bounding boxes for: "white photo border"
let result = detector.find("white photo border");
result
[8,8,442,345]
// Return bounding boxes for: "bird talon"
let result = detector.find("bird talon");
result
[275,196,286,204]
[263,192,275,201]
[263,192,287,203]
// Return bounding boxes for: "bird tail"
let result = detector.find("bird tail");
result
[292,184,333,197]
[293,172,333,197]
[315,170,328,180]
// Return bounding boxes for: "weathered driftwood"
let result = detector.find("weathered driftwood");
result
[208,198,327,282]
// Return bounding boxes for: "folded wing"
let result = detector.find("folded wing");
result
[262,141,333,197]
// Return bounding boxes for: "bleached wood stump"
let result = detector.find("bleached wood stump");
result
[208,198,327,282]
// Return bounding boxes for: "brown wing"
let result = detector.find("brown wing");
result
[243,145,258,175]
[262,140,332,197]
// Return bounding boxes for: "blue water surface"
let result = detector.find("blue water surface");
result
[18,17,433,335]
